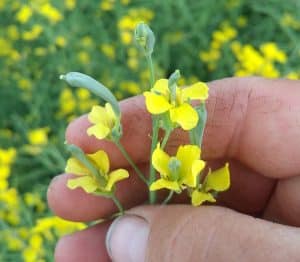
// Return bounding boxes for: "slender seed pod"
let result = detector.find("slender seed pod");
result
[60,72,120,117]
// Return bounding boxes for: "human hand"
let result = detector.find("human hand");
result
[48,77,300,261]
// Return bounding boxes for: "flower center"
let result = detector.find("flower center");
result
[168,157,181,181]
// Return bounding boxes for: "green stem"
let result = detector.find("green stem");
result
[149,116,159,204]
[114,140,148,184]
[162,190,174,205]
[146,54,155,87]
[161,129,171,149]
[111,195,124,215]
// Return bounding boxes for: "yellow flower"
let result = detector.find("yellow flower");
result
[191,163,230,206]
[66,150,129,193]
[150,144,205,192]
[144,79,209,130]
[27,127,49,146]
[16,5,33,24]
[39,3,63,24]
[87,103,117,140]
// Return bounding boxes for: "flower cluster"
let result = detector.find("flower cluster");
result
[61,22,231,211]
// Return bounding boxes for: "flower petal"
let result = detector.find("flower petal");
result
[170,103,198,130]
[88,105,110,125]
[152,144,170,178]
[204,163,230,192]
[105,103,117,123]
[182,159,206,187]
[150,178,180,191]
[67,176,98,193]
[65,157,90,176]
[105,169,129,191]
[176,145,200,176]
[87,150,110,174]
[191,190,215,206]
[152,79,170,97]
[87,123,110,139]
[143,92,172,114]
[182,82,209,101]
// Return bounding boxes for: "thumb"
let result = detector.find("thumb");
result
[105,205,300,262]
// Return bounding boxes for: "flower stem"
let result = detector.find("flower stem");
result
[149,116,159,204]
[162,190,174,205]
[114,140,147,184]
[161,129,171,149]
[146,54,155,88]
[111,195,124,215]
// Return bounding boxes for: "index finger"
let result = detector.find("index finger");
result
[66,77,300,178]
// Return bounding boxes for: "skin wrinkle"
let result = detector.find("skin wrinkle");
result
[199,211,224,262]
[165,212,200,262]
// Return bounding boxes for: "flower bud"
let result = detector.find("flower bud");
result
[134,22,155,55]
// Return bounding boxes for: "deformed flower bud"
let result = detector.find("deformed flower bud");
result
[134,22,155,55]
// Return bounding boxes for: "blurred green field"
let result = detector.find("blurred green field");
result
[1,0,300,261]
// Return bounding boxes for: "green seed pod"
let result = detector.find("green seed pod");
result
[60,72,120,117]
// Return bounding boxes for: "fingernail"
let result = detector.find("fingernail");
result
[106,215,149,262]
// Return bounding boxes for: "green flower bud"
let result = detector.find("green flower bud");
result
[134,22,155,55]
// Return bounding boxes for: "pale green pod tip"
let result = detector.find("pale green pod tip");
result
[59,71,120,117]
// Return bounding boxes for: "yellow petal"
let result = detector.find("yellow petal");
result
[170,103,198,130]
[143,92,172,114]
[150,178,180,191]
[152,79,170,97]
[204,163,230,192]
[152,144,170,178]
[191,190,215,206]
[88,105,110,125]
[105,169,129,191]
[67,176,98,193]
[176,145,200,175]
[87,123,110,139]
[87,150,109,174]
[182,82,209,101]
[182,159,206,187]
[105,103,117,122]
[65,158,90,176]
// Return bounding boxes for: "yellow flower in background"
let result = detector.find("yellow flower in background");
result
[64,0,76,10]
[16,5,33,24]
[39,3,63,24]
[55,36,67,48]
[22,25,43,41]
[87,103,117,140]
[260,42,287,63]
[191,163,230,206]
[7,25,20,40]
[100,0,115,11]
[0,148,17,166]
[100,44,116,60]
[144,79,209,130]
[27,127,49,146]
[66,150,129,193]
[150,144,205,192]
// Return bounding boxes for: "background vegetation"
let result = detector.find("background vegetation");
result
[1,0,300,260]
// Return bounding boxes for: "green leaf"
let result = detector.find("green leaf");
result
[189,102,207,146]
[60,72,120,116]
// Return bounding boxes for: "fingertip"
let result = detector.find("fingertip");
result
[55,222,111,262]
[47,174,113,222]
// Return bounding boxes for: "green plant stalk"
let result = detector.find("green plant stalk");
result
[145,53,159,204]
[161,129,171,149]
[111,195,124,215]
[149,116,159,204]
[114,139,148,184]
[162,190,174,205]
[146,54,155,87]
